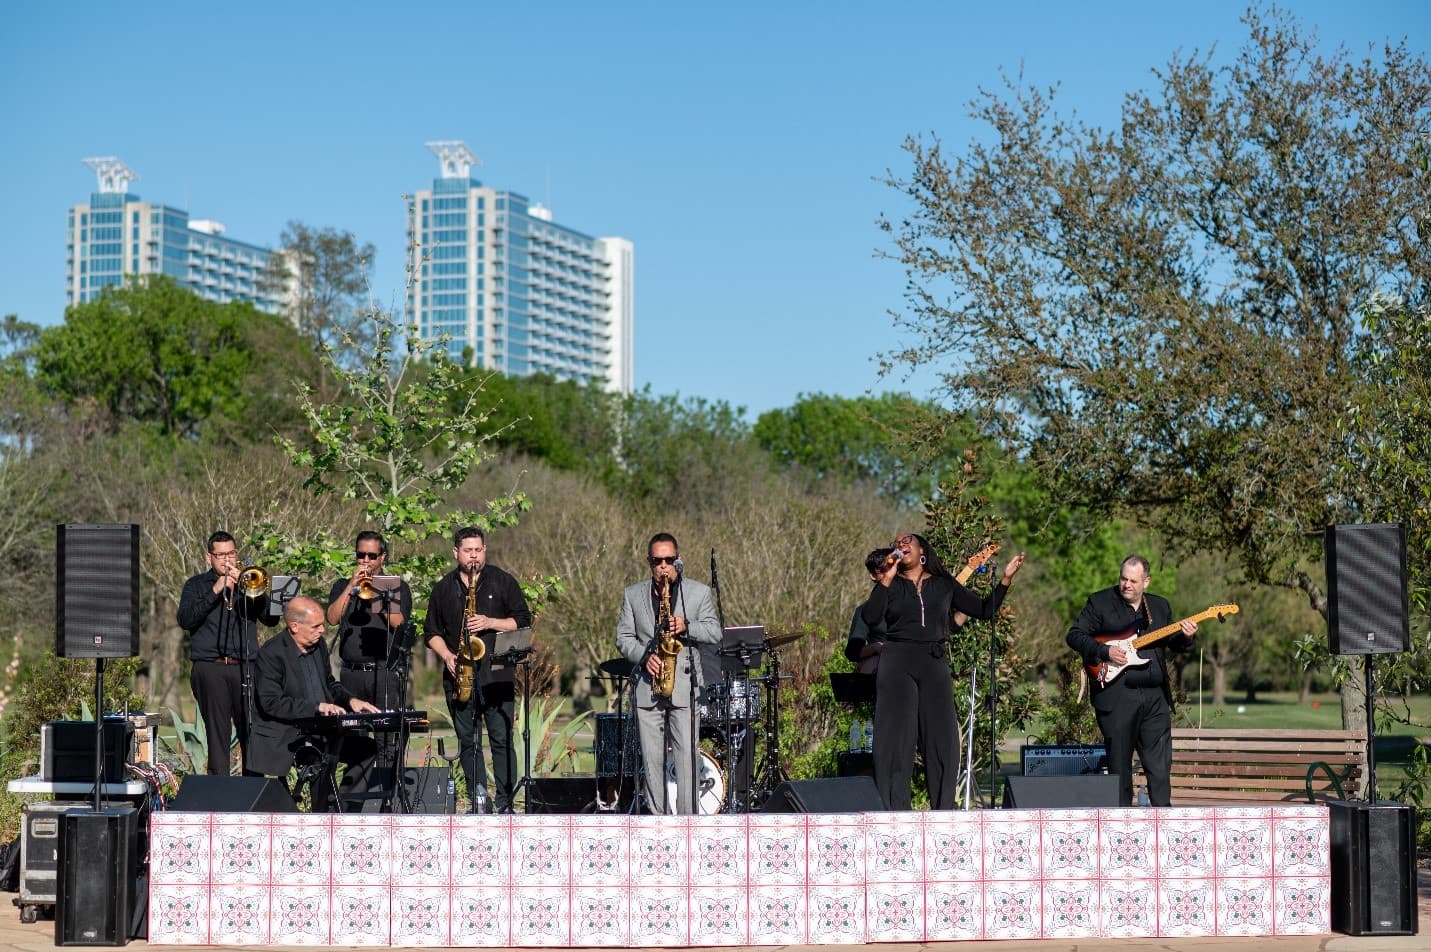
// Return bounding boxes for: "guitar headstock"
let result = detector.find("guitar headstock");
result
[965,543,1000,572]
[1210,604,1240,621]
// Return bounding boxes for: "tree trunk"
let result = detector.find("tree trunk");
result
[1297,668,1313,704]
[1211,661,1228,706]
[1340,657,1369,734]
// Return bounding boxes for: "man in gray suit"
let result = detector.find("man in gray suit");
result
[616,532,722,814]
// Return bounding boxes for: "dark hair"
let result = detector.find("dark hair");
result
[206,531,236,553]
[647,532,679,557]
[865,547,893,575]
[909,533,955,581]
[453,526,486,548]
[1122,554,1151,577]
[355,530,386,554]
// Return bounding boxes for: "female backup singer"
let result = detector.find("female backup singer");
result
[861,533,1026,810]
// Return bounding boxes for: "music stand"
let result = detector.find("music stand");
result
[716,625,765,670]
[265,575,302,617]
[489,627,534,672]
[829,672,877,706]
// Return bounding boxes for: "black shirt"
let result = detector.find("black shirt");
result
[424,563,533,686]
[861,574,1006,644]
[327,577,415,664]
[177,570,278,661]
[1066,586,1189,694]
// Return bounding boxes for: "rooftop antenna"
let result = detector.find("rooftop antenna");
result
[81,157,137,194]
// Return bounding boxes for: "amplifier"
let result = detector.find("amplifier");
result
[1021,744,1107,777]
[41,719,133,783]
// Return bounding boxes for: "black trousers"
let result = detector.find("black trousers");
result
[1095,685,1173,806]
[191,660,247,775]
[338,666,405,799]
[445,681,516,811]
[873,641,962,811]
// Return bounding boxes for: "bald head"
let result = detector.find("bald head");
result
[284,596,326,650]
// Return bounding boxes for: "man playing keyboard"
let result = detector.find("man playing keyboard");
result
[247,596,380,811]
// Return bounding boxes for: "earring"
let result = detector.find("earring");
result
[919,555,926,565]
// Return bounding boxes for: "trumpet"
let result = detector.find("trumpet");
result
[353,575,380,600]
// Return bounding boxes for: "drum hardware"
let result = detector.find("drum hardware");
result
[665,749,725,815]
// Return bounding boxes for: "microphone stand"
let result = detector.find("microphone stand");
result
[986,562,1007,807]
[509,646,537,813]
[677,580,702,816]
[382,589,415,815]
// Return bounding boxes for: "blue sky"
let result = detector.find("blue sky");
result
[2,2,1425,417]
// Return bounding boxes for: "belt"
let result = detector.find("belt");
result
[203,657,240,666]
[342,661,381,672]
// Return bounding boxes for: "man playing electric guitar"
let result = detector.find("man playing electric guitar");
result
[1066,555,1197,807]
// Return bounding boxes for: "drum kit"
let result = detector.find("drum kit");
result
[590,627,803,814]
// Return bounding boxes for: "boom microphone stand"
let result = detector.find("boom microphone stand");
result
[509,645,537,813]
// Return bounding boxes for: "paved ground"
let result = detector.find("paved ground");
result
[0,875,1426,951]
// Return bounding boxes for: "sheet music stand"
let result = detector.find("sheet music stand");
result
[829,672,877,705]
[489,627,534,671]
[717,625,766,672]
[266,575,302,617]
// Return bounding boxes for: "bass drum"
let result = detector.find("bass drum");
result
[664,749,725,815]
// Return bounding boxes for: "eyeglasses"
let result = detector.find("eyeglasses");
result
[893,536,917,549]
[647,556,678,566]
[356,551,383,560]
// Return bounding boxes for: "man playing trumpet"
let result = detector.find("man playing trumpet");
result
[325,530,413,798]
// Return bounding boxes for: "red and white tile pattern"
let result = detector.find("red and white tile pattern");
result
[148,804,1329,945]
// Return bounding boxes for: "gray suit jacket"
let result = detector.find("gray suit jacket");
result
[616,576,721,708]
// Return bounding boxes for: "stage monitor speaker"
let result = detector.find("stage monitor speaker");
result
[56,807,137,946]
[1326,523,1411,655]
[349,767,453,815]
[1328,799,1417,936]
[56,524,141,659]
[170,775,299,813]
[526,777,596,814]
[760,776,885,813]
[1002,774,1120,808]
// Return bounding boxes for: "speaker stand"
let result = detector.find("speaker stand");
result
[1365,655,1378,802]
[91,658,106,812]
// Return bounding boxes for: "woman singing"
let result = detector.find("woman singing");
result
[862,532,1026,810]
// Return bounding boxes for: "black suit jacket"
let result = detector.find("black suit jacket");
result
[1066,586,1190,713]
[247,631,355,776]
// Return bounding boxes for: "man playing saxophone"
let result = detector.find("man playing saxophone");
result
[425,527,532,813]
[616,532,721,814]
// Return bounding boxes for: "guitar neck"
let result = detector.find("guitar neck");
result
[1130,608,1223,650]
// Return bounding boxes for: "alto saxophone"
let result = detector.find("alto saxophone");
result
[651,577,682,698]
[454,567,486,703]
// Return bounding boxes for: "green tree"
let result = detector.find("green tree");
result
[754,392,976,509]
[261,222,376,398]
[880,5,1431,733]
[253,302,548,622]
[33,277,313,442]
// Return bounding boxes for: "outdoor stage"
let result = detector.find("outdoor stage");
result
[146,804,1331,946]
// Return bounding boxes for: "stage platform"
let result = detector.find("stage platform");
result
[147,804,1330,946]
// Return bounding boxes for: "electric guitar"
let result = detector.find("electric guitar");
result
[858,543,1001,674]
[1086,604,1239,686]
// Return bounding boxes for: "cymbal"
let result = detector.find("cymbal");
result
[765,631,805,648]
[597,657,635,678]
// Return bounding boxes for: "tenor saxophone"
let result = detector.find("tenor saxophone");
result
[651,577,682,698]
[454,567,486,703]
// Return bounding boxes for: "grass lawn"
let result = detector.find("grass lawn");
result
[1174,691,1431,736]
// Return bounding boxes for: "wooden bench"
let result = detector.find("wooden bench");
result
[1162,728,1366,804]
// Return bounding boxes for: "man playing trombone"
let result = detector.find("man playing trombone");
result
[178,530,280,775]
[325,530,413,799]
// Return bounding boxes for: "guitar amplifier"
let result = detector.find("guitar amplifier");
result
[1021,744,1107,777]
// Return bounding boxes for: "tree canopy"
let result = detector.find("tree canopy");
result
[881,5,1431,609]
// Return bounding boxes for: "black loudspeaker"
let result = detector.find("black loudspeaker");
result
[56,524,141,658]
[169,775,299,813]
[56,807,137,946]
[526,777,596,814]
[760,776,885,813]
[41,719,133,782]
[351,767,453,814]
[1326,523,1411,655]
[1328,799,1418,935]
[1002,774,1120,808]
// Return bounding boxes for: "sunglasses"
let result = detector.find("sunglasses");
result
[356,551,383,560]
[647,556,678,566]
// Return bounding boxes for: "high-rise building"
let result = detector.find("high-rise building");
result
[66,157,284,312]
[407,141,633,393]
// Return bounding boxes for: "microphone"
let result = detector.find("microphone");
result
[882,549,907,569]
[673,558,684,576]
